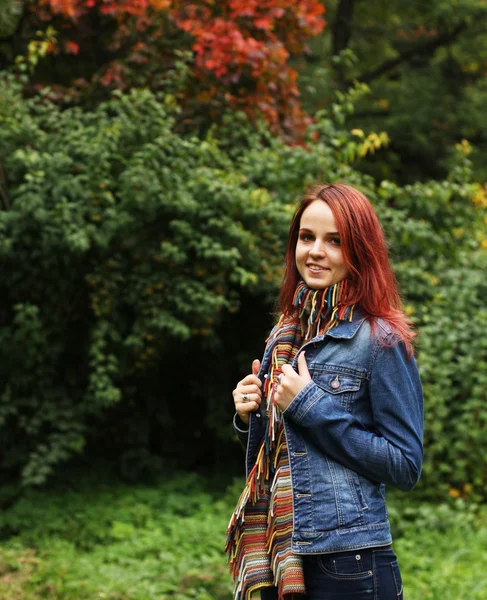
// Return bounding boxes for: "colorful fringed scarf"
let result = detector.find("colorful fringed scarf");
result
[225,280,355,600]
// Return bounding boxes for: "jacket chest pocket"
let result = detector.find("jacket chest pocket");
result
[311,367,366,412]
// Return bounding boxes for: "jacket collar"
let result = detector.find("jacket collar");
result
[324,307,367,340]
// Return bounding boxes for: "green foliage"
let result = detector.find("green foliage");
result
[0,473,486,599]
[296,0,487,181]
[0,72,486,499]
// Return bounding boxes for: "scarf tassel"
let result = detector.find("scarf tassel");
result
[226,280,355,600]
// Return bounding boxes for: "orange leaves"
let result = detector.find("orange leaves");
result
[149,0,171,9]
[29,0,326,141]
[171,0,325,139]
[64,40,80,54]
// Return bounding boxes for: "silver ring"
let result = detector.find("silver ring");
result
[276,375,282,385]
[242,393,250,403]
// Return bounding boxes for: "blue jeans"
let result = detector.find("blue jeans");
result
[261,547,403,599]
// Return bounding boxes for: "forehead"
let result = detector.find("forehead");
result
[300,200,336,230]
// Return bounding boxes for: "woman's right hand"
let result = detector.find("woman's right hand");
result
[233,359,262,425]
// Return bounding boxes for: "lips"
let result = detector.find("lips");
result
[307,264,329,272]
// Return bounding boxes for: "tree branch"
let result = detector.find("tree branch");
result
[350,19,475,86]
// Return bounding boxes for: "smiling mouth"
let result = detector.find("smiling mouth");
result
[307,264,329,272]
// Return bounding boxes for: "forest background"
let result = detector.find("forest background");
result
[0,0,486,598]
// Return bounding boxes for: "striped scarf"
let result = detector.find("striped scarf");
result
[225,280,355,600]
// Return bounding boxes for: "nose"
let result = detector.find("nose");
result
[309,240,326,257]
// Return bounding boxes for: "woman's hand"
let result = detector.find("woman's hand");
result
[233,359,262,426]
[274,352,311,412]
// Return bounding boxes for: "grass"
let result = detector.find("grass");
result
[0,472,485,599]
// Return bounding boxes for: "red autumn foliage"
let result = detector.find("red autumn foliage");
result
[27,0,326,139]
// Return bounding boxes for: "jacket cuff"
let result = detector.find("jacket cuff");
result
[233,413,249,446]
[282,380,326,424]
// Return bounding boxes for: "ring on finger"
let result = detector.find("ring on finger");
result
[242,393,250,403]
[276,375,282,385]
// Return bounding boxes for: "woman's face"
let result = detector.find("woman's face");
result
[295,200,350,289]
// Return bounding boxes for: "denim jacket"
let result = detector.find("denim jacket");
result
[233,309,424,555]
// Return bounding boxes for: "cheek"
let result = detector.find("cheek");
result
[329,248,345,265]
[295,245,306,263]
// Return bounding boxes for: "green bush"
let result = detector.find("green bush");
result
[0,473,485,599]
[0,74,485,499]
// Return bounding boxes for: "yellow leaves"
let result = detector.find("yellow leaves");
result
[461,62,479,73]
[25,27,57,67]
[456,139,472,156]
[470,184,487,208]
[91,215,102,222]
[249,188,271,207]
[345,130,389,162]
[358,132,389,158]
[449,483,474,499]
[405,304,415,316]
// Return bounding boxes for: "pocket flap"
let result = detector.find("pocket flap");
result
[315,372,362,394]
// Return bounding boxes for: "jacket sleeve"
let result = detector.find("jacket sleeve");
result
[283,340,424,491]
[233,413,250,447]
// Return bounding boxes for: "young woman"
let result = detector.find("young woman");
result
[226,183,423,600]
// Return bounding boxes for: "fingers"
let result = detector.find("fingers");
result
[239,373,262,388]
[280,364,294,378]
[297,352,311,382]
[233,359,263,424]
[234,382,261,397]
[233,383,262,410]
[234,391,261,424]
[274,353,311,411]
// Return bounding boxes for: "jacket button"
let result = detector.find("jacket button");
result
[331,376,340,389]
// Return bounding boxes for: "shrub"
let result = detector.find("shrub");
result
[0,75,485,499]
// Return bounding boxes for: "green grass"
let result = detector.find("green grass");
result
[0,472,485,599]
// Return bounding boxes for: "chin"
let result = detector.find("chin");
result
[304,276,333,289]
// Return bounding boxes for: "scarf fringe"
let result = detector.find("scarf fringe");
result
[226,280,355,600]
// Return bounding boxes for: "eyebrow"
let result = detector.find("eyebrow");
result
[299,228,340,236]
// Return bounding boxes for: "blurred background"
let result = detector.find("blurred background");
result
[0,1,486,598]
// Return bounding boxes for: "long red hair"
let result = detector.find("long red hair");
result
[279,183,416,356]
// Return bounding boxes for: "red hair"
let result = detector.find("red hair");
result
[279,183,416,356]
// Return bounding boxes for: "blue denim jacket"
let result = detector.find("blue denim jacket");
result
[234,309,423,554]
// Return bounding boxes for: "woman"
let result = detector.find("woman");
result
[226,183,423,600]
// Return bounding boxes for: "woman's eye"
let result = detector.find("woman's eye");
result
[300,233,314,242]
[329,238,341,246]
